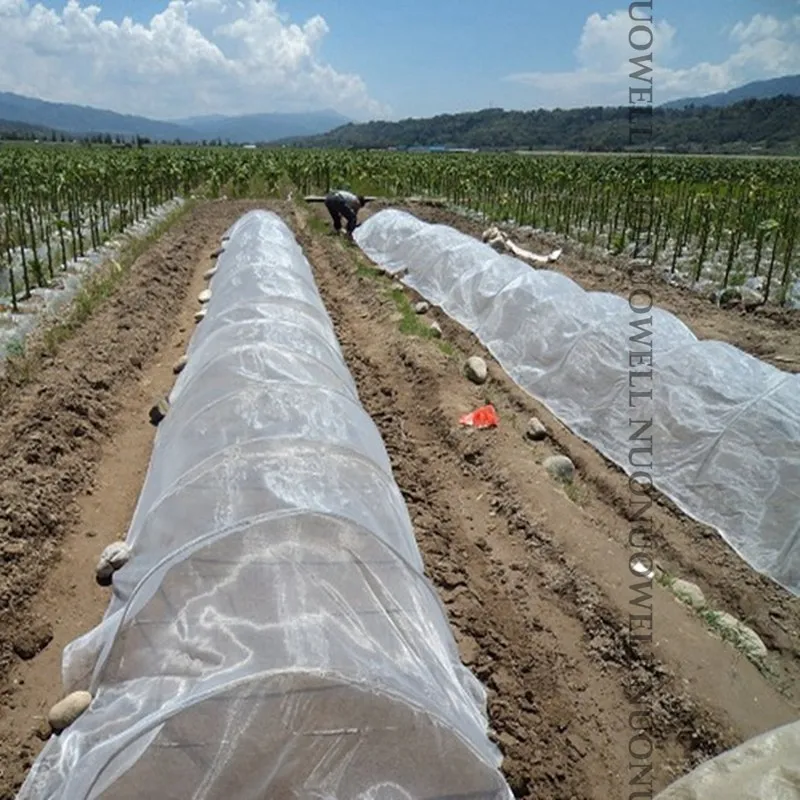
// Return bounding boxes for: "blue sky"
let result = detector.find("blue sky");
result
[1,0,798,121]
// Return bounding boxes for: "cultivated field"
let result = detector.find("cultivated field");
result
[0,147,799,799]
[3,147,799,314]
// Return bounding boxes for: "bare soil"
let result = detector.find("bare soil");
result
[0,198,797,800]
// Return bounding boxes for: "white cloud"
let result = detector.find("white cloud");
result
[0,0,388,120]
[506,9,800,107]
[730,13,787,44]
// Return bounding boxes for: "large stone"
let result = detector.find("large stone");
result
[713,612,768,659]
[198,289,212,304]
[544,455,575,483]
[488,237,507,254]
[203,267,217,281]
[464,356,488,384]
[414,301,430,314]
[429,322,442,338]
[716,287,741,308]
[48,691,92,733]
[194,309,207,323]
[671,579,706,609]
[173,355,188,375]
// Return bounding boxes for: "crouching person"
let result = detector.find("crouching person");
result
[324,190,368,240]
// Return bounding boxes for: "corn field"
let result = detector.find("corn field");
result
[1,145,799,312]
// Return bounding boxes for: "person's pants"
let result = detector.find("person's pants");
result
[324,194,357,235]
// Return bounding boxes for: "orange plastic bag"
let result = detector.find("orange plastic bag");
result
[459,404,499,429]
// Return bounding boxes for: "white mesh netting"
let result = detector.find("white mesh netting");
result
[653,719,800,799]
[354,210,800,596]
[18,210,512,800]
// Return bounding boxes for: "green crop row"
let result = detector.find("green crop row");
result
[1,146,798,311]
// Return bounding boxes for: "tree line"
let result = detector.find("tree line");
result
[283,95,800,155]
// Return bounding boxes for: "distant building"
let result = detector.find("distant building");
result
[401,145,478,153]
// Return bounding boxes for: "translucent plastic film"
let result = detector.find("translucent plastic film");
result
[355,210,800,595]
[19,210,512,800]
[654,719,800,799]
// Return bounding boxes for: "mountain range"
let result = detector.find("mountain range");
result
[660,74,800,109]
[0,92,350,143]
[279,74,800,152]
[0,73,798,148]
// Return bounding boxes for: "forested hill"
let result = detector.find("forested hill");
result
[282,96,800,154]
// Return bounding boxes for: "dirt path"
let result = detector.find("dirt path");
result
[0,199,267,799]
[391,200,800,374]
[291,202,800,798]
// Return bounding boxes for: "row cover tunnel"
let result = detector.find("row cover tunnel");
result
[18,210,513,799]
[355,210,800,596]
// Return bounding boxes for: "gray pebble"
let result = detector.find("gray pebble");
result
[740,288,764,309]
[149,396,170,426]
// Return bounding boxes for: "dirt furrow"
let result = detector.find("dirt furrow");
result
[292,215,703,797]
